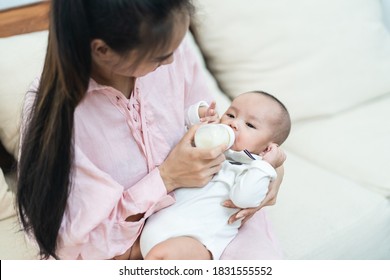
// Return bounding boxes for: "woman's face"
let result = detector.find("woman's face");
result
[92,12,190,79]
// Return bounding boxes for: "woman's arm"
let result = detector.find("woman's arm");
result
[57,145,175,260]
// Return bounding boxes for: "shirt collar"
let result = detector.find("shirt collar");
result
[87,78,111,93]
[224,150,262,164]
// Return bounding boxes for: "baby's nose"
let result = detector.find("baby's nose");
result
[229,119,239,130]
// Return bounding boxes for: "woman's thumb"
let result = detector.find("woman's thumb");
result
[182,124,201,144]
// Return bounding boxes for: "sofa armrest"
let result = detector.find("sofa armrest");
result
[0,1,49,38]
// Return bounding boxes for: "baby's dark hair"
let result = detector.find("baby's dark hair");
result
[252,90,291,145]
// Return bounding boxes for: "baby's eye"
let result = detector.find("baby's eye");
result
[226,113,235,118]
[246,122,256,129]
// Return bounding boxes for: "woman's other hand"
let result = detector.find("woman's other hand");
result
[158,125,226,192]
[261,143,286,169]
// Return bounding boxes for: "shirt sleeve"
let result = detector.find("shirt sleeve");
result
[185,100,209,127]
[229,161,277,208]
[57,144,175,259]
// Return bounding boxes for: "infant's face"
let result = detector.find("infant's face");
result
[220,92,279,155]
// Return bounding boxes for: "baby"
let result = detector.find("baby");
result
[140,90,291,259]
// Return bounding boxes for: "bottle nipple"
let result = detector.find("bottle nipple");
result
[194,124,235,149]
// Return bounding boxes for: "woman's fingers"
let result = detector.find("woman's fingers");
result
[182,124,200,144]
[222,199,236,208]
[223,199,254,224]
[258,165,284,208]
[227,207,257,225]
[159,126,226,191]
[196,144,227,160]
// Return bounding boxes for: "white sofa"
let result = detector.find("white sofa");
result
[1,0,390,260]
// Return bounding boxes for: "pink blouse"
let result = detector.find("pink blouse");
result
[23,36,283,260]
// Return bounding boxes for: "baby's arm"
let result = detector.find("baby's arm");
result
[229,161,277,209]
[229,144,285,208]
[225,146,286,225]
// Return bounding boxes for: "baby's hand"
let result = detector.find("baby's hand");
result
[261,143,286,168]
[199,101,220,123]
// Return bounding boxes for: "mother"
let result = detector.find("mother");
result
[17,0,284,260]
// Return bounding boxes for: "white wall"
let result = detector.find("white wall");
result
[0,0,43,11]
[383,0,390,31]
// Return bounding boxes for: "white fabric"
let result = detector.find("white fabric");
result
[193,0,390,121]
[268,152,390,259]
[285,94,390,195]
[185,100,208,126]
[184,33,231,115]
[140,150,276,259]
[0,170,38,259]
[0,31,47,158]
[0,213,38,259]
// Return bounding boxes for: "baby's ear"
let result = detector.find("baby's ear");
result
[261,143,276,155]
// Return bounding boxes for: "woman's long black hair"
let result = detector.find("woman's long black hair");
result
[17,0,193,260]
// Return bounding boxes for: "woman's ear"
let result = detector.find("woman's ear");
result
[91,39,113,61]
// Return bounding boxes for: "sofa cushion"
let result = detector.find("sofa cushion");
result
[0,213,39,259]
[0,31,47,158]
[268,152,390,259]
[285,95,390,195]
[185,32,232,115]
[192,0,390,121]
